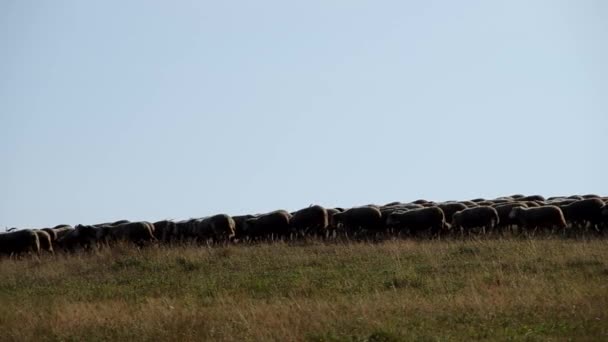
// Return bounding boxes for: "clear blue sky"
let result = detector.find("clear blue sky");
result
[1,1,606,228]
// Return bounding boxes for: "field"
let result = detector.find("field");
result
[0,239,607,341]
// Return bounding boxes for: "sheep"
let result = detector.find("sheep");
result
[601,205,608,231]
[385,207,447,238]
[55,228,81,252]
[53,224,72,229]
[386,203,424,210]
[52,226,74,239]
[459,200,479,208]
[475,200,496,207]
[194,214,236,244]
[34,230,54,254]
[231,215,256,242]
[559,198,605,233]
[0,229,40,258]
[379,204,423,221]
[546,198,578,206]
[523,201,542,208]
[68,225,105,251]
[332,206,383,239]
[41,228,58,243]
[171,219,196,243]
[153,220,177,243]
[490,198,513,204]
[290,205,329,239]
[436,202,467,223]
[492,202,528,234]
[451,207,499,236]
[325,208,342,239]
[519,195,546,202]
[380,207,408,234]
[112,220,131,225]
[103,221,157,247]
[509,206,567,236]
[383,201,403,207]
[494,196,515,202]
[244,210,292,241]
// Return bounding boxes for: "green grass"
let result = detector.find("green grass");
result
[0,239,607,341]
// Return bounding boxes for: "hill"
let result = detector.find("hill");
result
[0,239,607,341]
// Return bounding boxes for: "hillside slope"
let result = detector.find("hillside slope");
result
[0,239,607,341]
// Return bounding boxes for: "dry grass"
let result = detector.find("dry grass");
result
[0,239,607,341]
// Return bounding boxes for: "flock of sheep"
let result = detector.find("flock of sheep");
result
[1,194,608,258]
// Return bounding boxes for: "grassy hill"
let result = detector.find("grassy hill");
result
[0,239,607,341]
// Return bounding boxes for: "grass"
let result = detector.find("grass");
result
[0,239,607,341]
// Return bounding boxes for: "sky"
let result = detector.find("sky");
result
[1,0,607,228]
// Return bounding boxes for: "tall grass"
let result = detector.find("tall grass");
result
[0,239,607,341]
